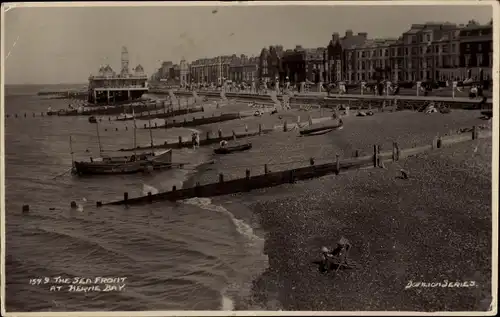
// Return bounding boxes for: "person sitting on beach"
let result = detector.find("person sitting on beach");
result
[330,237,351,264]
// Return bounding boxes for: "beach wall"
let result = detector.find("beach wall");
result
[104,124,491,206]
[166,90,493,109]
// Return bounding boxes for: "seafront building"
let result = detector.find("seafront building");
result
[88,46,148,104]
[149,18,492,87]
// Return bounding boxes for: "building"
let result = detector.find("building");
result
[344,38,396,82]
[398,22,459,82]
[281,46,327,84]
[229,54,259,84]
[87,47,148,105]
[190,55,233,85]
[258,45,284,84]
[459,20,493,81]
[179,59,190,87]
[326,30,368,82]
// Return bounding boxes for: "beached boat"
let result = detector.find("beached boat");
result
[214,143,252,154]
[88,116,97,123]
[481,110,493,118]
[299,120,343,136]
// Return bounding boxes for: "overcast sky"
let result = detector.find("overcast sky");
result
[3,2,493,85]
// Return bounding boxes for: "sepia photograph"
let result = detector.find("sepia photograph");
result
[1,1,498,315]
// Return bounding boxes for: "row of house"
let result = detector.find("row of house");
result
[152,19,492,86]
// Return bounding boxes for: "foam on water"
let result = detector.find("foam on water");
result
[142,183,159,195]
[182,197,266,310]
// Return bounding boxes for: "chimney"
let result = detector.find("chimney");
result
[332,32,340,43]
[358,32,368,39]
[345,30,353,37]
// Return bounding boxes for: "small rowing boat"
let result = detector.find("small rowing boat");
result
[299,120,343,136]
[214,143,252,154]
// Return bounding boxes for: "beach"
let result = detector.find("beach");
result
[186,108,492,311]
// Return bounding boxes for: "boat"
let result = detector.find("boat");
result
[116,113,136,121]
[214,143,252,154]
[299,120,343,136]
[72,150,173,175]
[88,116,97,123]
[72,108,173,176]
[481,110,493,119]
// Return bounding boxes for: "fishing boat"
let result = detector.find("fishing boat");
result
[72,150,173,175]
[71,108,173,176]
[214,143,252,154]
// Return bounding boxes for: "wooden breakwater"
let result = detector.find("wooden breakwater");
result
[119,126,275,152]
[103,125,491,206]
[117,105,204,121]
[144,112,245,130]
[46,103,159,117]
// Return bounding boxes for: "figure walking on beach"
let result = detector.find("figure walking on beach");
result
[192,132,200,150]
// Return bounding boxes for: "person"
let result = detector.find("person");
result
[220,140,228,148]
[330,236,351,265]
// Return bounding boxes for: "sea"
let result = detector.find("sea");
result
[3,84,269,312]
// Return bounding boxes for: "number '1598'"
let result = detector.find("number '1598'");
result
[29,278,50,285]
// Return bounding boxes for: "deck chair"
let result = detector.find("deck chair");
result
[331,237,352,273]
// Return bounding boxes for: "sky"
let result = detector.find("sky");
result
[2,2,493,85]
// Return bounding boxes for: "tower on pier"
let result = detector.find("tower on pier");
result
[121,46,129,76]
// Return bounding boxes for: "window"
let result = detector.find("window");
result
[489,53,492,67]
[442,45,449,53]
[478,44,483,52]
[464,54,471,67]
[362,51,365,58]
[426,34,431,42]
[466,44,471,51]
[477,54,483,66]
[451,43,456,53]
[405,47,409,55]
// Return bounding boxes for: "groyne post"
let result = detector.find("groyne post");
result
[206,131,211,140]
[178,136,183,147]
[437,137,442,149]
[472,125,478,140]
[373,145,379,167]
[172,185,177,191]
[124,192,129,204]
[259,124,262,135]
[354,149,360,158]
[219,173,224,183]
[245,169,251,180]
[147,192,152,203]
[310,158,315,165]
[335,154,340,175]
[283,121,288,132]
[264,164,269,174]
[218,129,223,138]
[432,137,438,150]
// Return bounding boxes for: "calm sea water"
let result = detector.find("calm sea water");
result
[3,86,268,312]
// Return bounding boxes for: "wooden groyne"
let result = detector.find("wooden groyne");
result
[119,126,275,152]
[144,112,245,130]
[117,105,204,121]
[46,103,159,117]
[103,125,491,206]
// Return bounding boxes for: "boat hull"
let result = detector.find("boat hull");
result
[299,125,342,135]
[73,150,172,176]
[214,143,252,154]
